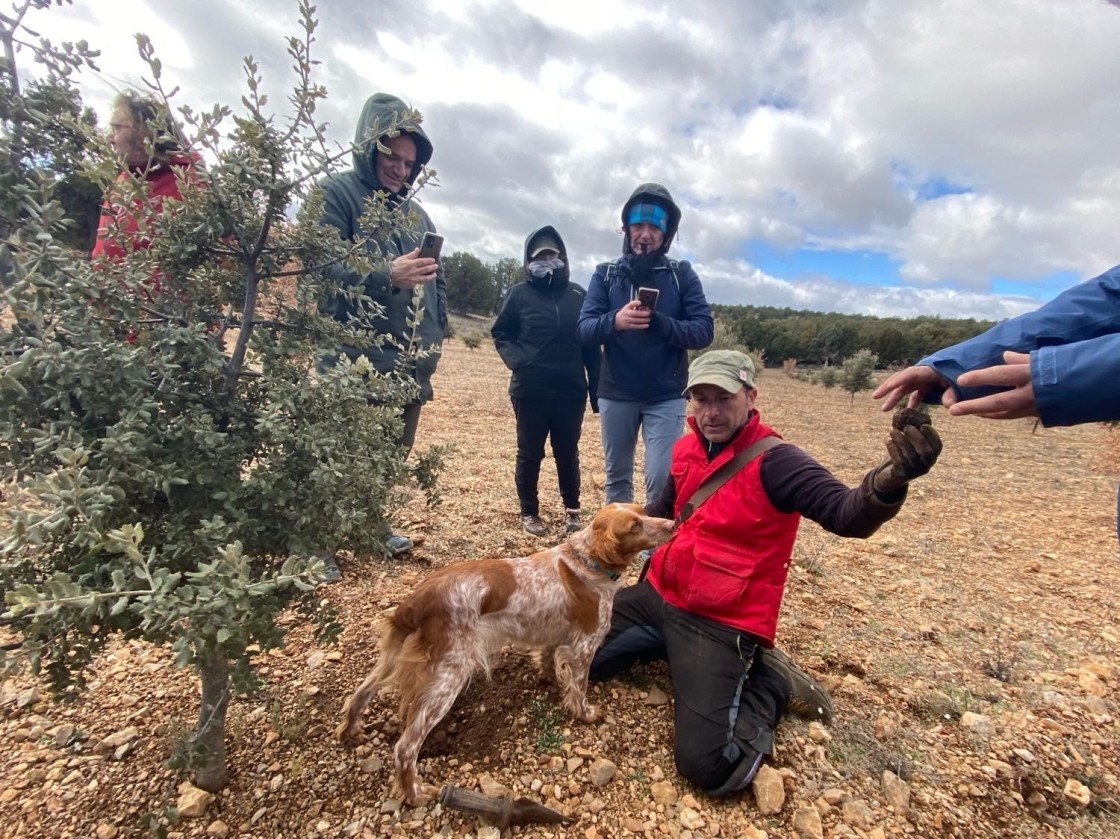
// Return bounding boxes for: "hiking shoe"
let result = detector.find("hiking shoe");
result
[563,508,582,533]
[315,551,342,583]
[761,647,834,723]
[706,745,765,797]
[386,533,414,556]
[521,515,547,537]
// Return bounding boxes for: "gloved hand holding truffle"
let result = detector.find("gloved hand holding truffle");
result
[872,409,943,495]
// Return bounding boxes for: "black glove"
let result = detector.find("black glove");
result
[872,424,942,495]
[630,252,656,288]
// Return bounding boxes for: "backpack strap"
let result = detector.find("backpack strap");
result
[666,259,681,294]
[676,436,785,525]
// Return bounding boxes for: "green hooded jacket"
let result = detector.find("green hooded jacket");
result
[319,92,447,403]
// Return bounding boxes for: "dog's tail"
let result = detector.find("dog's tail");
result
[335,614,415,745]
[370,613,411,686]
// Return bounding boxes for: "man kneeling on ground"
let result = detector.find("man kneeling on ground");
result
[589,350,942,795]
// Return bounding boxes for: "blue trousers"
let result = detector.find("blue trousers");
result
[597,397,685,504]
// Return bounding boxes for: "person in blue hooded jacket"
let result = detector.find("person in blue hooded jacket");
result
[491,227,601,537]
[576,183,714,505]
[873,263,1120,538]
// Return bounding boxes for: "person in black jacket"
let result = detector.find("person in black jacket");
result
[492,227,601,536]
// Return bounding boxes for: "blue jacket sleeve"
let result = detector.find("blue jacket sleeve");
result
[1032,334,1120,426]
[920,264,1120,425]
[650,262,714,349]
[576,265,616,346]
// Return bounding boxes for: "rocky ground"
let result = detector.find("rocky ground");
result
[1,330,1118,839]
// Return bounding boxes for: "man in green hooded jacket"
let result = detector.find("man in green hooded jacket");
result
[318,92,447,567]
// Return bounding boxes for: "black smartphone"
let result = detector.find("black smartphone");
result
[418,232,444,261]
[637,286,659,309]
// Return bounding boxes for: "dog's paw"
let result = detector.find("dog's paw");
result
[405,782,439,807]
[579,705,602,724]
[335,721,364,747]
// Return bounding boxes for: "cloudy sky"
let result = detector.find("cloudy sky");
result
[21,0,1120,320]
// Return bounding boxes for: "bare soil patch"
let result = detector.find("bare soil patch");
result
[2,336,1118,839]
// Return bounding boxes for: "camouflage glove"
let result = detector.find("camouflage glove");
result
[872,424,943,495]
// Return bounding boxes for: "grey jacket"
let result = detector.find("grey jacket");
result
[318,92,447,403]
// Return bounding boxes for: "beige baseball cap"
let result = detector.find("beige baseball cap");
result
[685,350,757,395]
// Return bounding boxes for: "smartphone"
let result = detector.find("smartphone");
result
[418,232,444,261]
[637,286,660,309]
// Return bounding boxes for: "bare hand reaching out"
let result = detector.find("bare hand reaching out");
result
[871,365,956,411]
[950,351,1037,419]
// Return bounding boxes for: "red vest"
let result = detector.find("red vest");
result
[646,412,800,645]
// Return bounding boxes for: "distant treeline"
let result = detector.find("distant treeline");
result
[440,252,998,368]
[713,304,996,368]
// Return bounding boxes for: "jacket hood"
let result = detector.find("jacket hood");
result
[352,92,434,195]
[523,225,570,292]
[620,182,682,256]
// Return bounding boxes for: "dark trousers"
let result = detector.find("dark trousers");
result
[400,401,422,456]
[590,581,790,793]
[511,397,585,516]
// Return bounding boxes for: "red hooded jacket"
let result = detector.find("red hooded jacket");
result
[91,154,198,277]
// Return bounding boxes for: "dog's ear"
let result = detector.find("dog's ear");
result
[589,506,625,558]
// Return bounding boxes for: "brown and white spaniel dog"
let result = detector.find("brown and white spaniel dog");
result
[335,502,675,805]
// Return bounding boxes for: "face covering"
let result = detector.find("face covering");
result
[528,257,565,278]
[631,251,656,286]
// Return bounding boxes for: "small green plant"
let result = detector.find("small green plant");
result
[288,754,308,778]
[840,349,879,403]
[944,685,974,718]
[267,692,312,741]
[461,331,484,350]
[165,720,211,773]
[980,626,1020,683]
[820,366,838,388]
[137,806,181,839]
[528,695,564,753]
[626,767,651,799]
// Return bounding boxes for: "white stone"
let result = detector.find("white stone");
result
[650,780,678,805]
[680,807,705,830]
[959,711,994,737]
[589,758,616,787]
[881,770,910,814]
[807,721,832,743]
[792,805,823,839]
[95,726,139,753]
[1063,778,1091,807]
[752,764,785,816]
[841,799,872,829]
[176,784,214,818]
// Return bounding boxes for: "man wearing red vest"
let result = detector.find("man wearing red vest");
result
[590,350,942,795]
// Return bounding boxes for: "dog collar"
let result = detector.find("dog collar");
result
[585,558,621,581]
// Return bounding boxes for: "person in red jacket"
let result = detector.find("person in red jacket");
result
[590,350,942,796]
[92,90,196,295]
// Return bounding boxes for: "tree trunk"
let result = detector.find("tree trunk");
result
[190,650,231,792]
